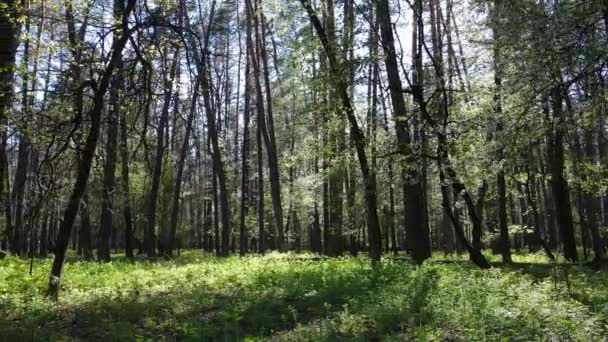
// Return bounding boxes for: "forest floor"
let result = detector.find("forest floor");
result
[1,251,608,341]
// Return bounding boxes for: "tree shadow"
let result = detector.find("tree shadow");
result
[3,258,415,341]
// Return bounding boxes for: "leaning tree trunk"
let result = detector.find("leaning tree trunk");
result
[300,0,382,262]
[144,48,179,257]
[47,0,137,299]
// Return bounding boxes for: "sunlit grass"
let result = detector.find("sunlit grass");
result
[1,251,607,341]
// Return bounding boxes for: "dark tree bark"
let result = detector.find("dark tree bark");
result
[120,91,133,258]
[520,169,555,260]
[202,60,231,257]
[547,89,577,262]
[144,49,180,257]
[167,76,201,256]
[239,51,251,256]
[254,0,285,251]
[98,33,123,261]
[492,0,511,263]
[538,150,558,249]
[376,0,431,263]
[407,0,489,268]
[238,3,253,256]
[78,193,92,260]
[10,6,32,255]
[0,0,24,252]
[166,0,202,255]
[583,121,605,264]
[473,180,488,250]
[323,0,345,257]
[256,100,265,254]
[47,0,137,299]
[310,56,322,253]
[497,171,512,262]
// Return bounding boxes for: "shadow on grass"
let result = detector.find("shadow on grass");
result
[3,258,427,341]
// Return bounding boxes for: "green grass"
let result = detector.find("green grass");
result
[1,251,607,341]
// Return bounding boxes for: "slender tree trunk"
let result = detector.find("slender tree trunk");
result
[250,0,285,251]
[11,12,31,254]
[167,76,202,256]
[310,72,322,253]
[301,0,382,262]
[39,211,49,256]
[256,102,265,254]
[497,172,512,262]
[47,0,136,298]
[120,89,133,258]
[98,33,123,261]
[239,54,251,255]
[235,3,250,256]
[144,49,180,257]
[492,0,511,263]
[473,180,488,250]
[202,61,231,256]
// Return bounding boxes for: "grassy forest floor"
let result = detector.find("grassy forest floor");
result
[2,251,608,341]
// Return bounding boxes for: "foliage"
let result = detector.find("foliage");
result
[2,251,607,341]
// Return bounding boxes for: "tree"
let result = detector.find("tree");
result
[376,0,431,264]
[300,0,382,262]
[48,0,138,299]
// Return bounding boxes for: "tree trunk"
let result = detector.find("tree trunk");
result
[583,122,605,264]
[473,180,488,250]
[257,0,284,250]
[78,192,92,259]
[440,170,491,268]
[119,88,134,258]
[493,0,511,263]
[377,0,430,263]
[98,49,123,262]
[202,61,231,256]
[144,48,180,257]
[47,0,136,298]
[547,90,577,262]
[167,76,202,256]
[300,0,382,262]
[256,101,265,254]
[10,8,31,255]
[0,0,24,252]
[521,170,555,260]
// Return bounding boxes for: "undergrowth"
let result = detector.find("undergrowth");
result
[1,251,607,341]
